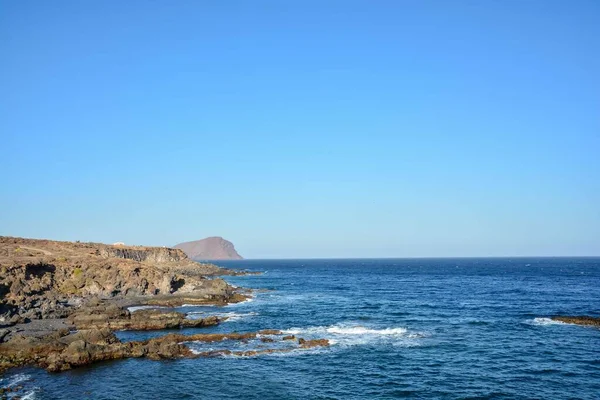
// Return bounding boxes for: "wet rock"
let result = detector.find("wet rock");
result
[1,327,330,373]
[551,316,600,327]
[298,338,330,348]
[258,329,281,335]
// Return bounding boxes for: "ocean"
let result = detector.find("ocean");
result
[3,258,600,399]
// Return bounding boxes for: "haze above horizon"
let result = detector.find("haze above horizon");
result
[1,1,599,258]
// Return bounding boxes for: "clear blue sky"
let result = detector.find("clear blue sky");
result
[1,1,599,258]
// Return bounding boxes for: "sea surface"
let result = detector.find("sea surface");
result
[3,258,600,399]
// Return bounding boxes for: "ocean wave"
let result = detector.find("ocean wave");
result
[21,390,38,400]
[527,317,568,326]
[326,326,408,335]
[1,373,31,388]
[186,311,258,322]
[225,296,255,307]
[282,323,422,347]
[127,305,167,312]
[283,324,408,336]
[0,373,38,399]
[188,345,325,359]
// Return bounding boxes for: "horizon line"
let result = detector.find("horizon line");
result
[203,255,600,261]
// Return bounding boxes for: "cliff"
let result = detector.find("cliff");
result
[0,236,242,326]
[174,236,243,260]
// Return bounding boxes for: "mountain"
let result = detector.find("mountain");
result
[174,237,243,260]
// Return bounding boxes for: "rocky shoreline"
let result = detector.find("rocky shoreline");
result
[0,317,329,373]
[0,236,329,374]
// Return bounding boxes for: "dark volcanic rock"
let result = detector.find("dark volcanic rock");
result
[174,237,243,260]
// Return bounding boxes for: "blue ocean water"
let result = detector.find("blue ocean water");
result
[4,258,600,399]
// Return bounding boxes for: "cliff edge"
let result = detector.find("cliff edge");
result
[0,236,243,326]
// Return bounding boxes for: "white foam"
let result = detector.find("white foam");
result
[217,312,258,321]
[21,390,37,400]
[326,326,408,335]
[190,346,325,358]
[127,305,167,312]
[283,324,409,337]
[1,373,30,387]
[528,317,568,326]
[186,311,257,321]
[282,323,418,348]
[225,296,255,307]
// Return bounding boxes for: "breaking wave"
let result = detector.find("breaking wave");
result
[0,373,31,388]
[226,296,255,306]
[282,323,423,347]
[527,317,569,326]
[127,305,167,312]
[186,311,258,322]
[0,373,38,399]
[20,390,38,400]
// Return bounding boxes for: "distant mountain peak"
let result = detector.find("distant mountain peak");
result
[174,237,243,260]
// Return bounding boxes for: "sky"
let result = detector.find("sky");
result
[1,1,599,258]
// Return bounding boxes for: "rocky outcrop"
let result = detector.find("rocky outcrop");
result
[0,236,281,375]
[551,316,600,327]
[175,237,243,260]
[67,302,223,331]
[0,327,329,373]
[98,246,187,263]
[0,236,244,326]
[298,338,330,348]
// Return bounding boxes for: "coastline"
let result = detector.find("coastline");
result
[0,255,599,399]
[0,236,329,376]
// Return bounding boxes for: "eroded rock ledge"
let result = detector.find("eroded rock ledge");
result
[67,301,223,331]
[0,327,329,373]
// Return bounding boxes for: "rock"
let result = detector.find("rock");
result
[1,327,330,373]
[282,335,296,341]
[298,338,330,348]
[0,236,245,323]
[258,329,281,335]
[67,304,222,331]
[551,316,600,327]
